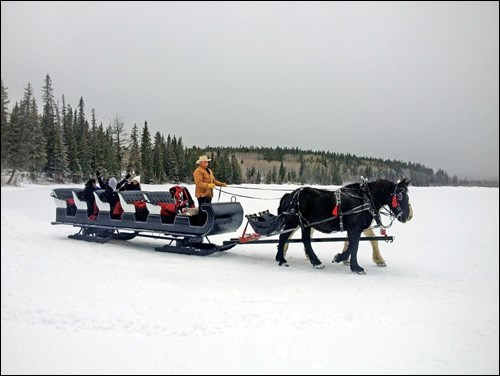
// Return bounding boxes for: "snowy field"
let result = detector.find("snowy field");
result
[1,183,499,375]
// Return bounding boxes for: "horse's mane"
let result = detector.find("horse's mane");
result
[342,179,395,195]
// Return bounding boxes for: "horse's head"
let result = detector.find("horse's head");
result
[390,178,413,223]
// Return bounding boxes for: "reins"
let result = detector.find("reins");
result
[217,188,283,200]
[220,180,402,234]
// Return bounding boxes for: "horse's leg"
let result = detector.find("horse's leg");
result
[334,238,351,264]
[302,228,313,260]
[339,228,385,266]
[346,229,365,275]
[276,228,295,267]
[363,228,386,266]
[333,247,350,263]
[302,226,324,269]
[283,227,300,257]
[340,238,350,265]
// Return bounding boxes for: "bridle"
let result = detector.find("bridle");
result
[362,179,409,229]
[390,186,407,220]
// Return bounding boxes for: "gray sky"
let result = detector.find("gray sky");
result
[2,1,498,180]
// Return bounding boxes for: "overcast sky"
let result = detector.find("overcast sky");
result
[1,1,498,180]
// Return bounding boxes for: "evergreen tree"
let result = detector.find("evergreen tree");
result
[152,131,166,183]
[94,122,109,172]
[26,98,46,181]
[164,135,177,181]
[127,124,141,174]
[76,97,91,175]
[214,152,231,183]
[6,84,46,182]
[140,121,153,183]
[230,154,242,184]
[299,155,306,184]
[278,160,286,183]
[1,79,10,168]
[103,125,120,177]
[51,103,69,182]
[5,103,24,183]
[62,100,82,182]
[168,138,180,182]
[88,109,103,170]
[265,169,273,184]
[41,74,58,177]
[175,136,187,181]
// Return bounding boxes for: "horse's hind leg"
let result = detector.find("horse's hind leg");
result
[284,227,300,257]
[276,229,294,267]
[302,226,324,269]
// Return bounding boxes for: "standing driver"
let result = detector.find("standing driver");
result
[193,155,227,206]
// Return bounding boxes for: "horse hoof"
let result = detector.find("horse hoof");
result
[376,261,387,267]
[333,254,342,263]
[279,262,289,267]
[313,263,325,269]
[352,270,366,275]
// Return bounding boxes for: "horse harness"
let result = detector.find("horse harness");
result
[330,188,373,231]
[282,183,395,232]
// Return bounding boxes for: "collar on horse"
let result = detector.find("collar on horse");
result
[331,186,372,231]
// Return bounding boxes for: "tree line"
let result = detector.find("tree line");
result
[1,76,497,187]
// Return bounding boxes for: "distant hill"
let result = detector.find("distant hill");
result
[203,146,498,187]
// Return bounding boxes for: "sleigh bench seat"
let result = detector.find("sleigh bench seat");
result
[93,189,110,212]
[142,191,173,215]
[118,191,147,212]
[143,191,199,217]
[50,188,82,215]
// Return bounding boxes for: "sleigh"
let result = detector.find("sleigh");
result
[51,187,243,255]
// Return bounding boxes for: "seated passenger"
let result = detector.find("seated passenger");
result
[120,175,141,191]
[83,175,103,219]
[116,173,131,191]
[102,177,122,219]
[170,185,196,214]
[158,186,194,217]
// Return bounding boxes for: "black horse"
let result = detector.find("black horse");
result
[275,178,412,274]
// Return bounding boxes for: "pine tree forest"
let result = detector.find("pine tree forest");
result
[1,76,497,187]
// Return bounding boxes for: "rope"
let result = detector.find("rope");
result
[227,185,296,192]
[217,188,283,200]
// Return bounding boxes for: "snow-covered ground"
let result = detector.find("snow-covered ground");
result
[1,183,498,374]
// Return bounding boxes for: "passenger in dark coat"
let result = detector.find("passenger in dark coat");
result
[120,175,142,191]
[115,173,131,191]
[101,177,120,216]
[83,177,103,218]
